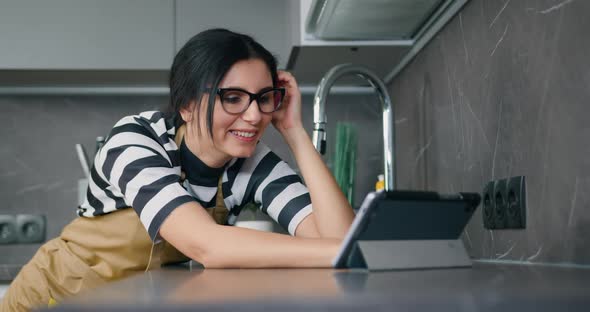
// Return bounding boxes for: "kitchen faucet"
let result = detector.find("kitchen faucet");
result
[312,64,395,191]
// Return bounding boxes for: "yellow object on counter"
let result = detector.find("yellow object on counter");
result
[48,297,57,307]
[375,174,384,191]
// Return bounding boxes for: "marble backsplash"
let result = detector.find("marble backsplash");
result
[390,0,589,265]
[0,92,384,266]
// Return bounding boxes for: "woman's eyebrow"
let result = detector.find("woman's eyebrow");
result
[258,86,274,92]
[222,86,274,93]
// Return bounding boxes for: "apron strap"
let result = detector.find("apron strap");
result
[210,176,228,225]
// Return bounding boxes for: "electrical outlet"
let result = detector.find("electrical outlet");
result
[482,181,495,229]
[494,179,508,229]
[0,215,18,244]
[507,176,526,228]
[16,214,46,244]
[482,176,527,230]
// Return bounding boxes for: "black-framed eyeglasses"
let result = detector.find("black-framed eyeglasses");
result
[215,88,285,114]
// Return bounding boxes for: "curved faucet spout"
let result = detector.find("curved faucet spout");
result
[312,63,395,191]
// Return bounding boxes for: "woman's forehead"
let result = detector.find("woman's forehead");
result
[220,59,273,91]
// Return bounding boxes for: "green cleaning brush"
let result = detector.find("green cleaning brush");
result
[333,122,357,206]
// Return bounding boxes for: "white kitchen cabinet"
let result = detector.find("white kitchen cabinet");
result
[0,0,174,70]
[175,0,291,69]
[0,0,468,93]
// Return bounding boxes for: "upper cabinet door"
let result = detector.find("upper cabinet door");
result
[0,0,174,70]
[175,0,290,69]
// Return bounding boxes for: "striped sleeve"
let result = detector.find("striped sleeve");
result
[243,143,313,236]
[97,116,193,240]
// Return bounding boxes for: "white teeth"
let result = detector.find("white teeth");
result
[232,131,255,138]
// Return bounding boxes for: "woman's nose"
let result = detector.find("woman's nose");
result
[241,100,262,124]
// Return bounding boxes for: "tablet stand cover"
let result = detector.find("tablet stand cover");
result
[337,191,480,271]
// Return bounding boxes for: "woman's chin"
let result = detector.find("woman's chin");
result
[227,147,256,159]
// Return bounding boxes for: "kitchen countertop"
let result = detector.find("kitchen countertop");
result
[50,261,589,311]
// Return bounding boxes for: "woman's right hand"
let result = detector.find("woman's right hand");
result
[272,71,303,135]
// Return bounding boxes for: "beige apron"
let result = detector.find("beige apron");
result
[0,125,228,311]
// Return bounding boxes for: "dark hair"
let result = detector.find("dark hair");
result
[168,28,279,137]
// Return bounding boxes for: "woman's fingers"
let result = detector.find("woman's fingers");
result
[277,71,300,102]
[277,71,297,89]
[272,71,303,131]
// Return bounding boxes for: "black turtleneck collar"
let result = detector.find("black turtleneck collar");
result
[179,139,225,187]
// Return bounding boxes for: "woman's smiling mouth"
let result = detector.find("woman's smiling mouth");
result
[230,130,258,142]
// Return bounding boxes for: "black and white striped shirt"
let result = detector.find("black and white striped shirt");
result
[77,111,313,240]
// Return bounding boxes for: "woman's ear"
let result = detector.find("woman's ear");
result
[179,101,196,122]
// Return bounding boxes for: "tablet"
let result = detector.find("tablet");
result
[332,190,481,269]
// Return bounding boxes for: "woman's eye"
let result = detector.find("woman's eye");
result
[223,96,242,104]
[259,94,271,104]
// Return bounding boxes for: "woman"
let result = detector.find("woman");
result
[0,28,354,311]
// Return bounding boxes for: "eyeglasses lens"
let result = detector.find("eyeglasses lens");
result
[221,89,283,114]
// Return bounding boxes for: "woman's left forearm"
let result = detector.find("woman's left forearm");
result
[281,127,354,238]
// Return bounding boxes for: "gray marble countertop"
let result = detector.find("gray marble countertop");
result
[49,262,589,311]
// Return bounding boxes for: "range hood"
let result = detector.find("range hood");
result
[306,0,443,40]
[287,0,469,86]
